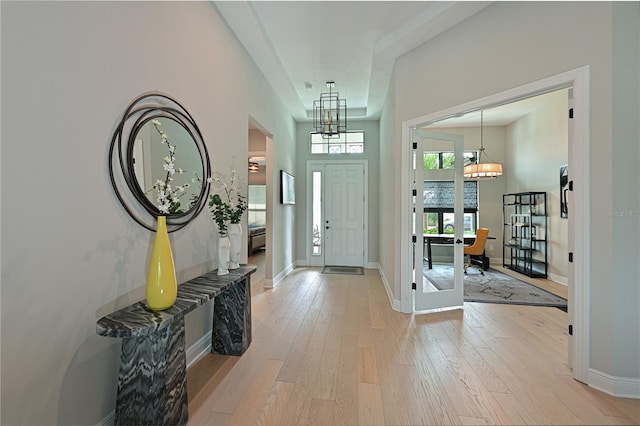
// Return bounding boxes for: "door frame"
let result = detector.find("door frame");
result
[400,66,591,384]
[306,160,368,267]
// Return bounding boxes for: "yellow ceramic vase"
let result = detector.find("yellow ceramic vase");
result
[146,215,177,311]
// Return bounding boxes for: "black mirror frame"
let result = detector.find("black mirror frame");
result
[109,92,211,232]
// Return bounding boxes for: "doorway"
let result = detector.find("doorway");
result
[401,66,591,384]
[306,160,368,267]
[248,120,274,287]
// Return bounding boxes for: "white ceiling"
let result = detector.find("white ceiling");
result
[214,1,559,127]
[213,1,492,122]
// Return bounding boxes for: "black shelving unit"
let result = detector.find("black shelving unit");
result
[502,192,548,278]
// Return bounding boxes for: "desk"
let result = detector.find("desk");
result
[423,234,491,270]
[97,265,256,426]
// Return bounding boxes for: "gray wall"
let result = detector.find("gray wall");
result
[611,2,640,382]
[295,120,380,266]
[378,71,399,302]
[505,90,569,282]
[381,1,639,383]
[1,2,296,424]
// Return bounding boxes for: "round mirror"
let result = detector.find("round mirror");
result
[132,117,204,215]
[109,92,211,232]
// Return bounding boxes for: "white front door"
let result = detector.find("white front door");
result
[324,163,365,267]
[413,129,464,311]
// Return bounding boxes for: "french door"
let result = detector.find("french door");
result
[413,129,464,311]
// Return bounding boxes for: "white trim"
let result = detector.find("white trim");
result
[471,257,568,287]
[589,369,640,399]
[401,65,591,384]
[266,261,296,289]
[96,411,114,425]
[186,331,213,368]
[265,135,275,288]
[376,262,402,311]
[569,66,591,385]
[400,124,414,314]
[366,261,379,269]
[548,272,569,286]
[490,257,504,265]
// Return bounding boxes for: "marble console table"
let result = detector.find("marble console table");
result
[96,265,256,426]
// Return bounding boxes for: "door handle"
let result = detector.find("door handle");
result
[325,226,331,229]
[455,239,463,244]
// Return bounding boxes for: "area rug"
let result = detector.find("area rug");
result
[423,264,567,309]
[322,266,364,275]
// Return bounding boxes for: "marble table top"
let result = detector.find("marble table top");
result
[97,265,257,339]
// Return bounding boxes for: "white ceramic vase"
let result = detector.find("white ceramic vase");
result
[217,235,230,276]
[228,223,242,270]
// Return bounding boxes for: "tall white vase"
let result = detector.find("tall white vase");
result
[228,223,242,270]
[217,235,230,276]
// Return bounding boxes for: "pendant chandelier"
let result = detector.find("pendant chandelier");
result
[313,81,347,139]
[463,111,503,179]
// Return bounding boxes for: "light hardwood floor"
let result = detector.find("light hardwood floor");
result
[187,254,639,425]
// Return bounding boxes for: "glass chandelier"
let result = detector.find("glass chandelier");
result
[313,81,347,139]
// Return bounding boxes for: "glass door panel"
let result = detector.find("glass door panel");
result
[414,129,464,311]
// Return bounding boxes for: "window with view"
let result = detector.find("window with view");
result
[247,185,266,227]
[310,131,364,154]
[423,150,479,235]
[423,151,476,170]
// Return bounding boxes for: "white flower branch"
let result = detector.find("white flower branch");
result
[146,119,188,215]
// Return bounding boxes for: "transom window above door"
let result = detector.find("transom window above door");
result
[310,131,365,154]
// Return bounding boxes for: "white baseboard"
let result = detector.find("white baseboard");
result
[491,258,569,286]
[297,260,380,270]
[186,331,212,368]
[548,272,568,286]
[589,368,640,399]
[96,411,114,425]
[265,261,296,289]
[376,263,402,312]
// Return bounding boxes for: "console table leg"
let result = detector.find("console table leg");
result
[212,276,252,356]
[115,318,188,425]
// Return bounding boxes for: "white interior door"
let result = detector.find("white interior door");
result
[324,163,365,267]
[414,129,464,311]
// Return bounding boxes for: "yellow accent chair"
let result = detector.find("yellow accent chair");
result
[464,228,489,275]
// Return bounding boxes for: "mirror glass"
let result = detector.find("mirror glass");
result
[132,117,204,214]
